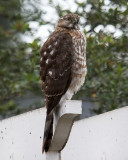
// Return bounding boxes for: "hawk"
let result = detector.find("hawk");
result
[40,13,87,152]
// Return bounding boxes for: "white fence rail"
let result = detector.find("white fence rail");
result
[0,102,128,160]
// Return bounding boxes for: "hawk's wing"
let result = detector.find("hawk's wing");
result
[40,31,73,113]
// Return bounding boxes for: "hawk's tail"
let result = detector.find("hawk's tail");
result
[42,110,53,152]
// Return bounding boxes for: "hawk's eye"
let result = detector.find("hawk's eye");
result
[67,17,72,21]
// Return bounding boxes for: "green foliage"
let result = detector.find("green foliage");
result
[74,0,128,113]
[0,0,128,118]
[0,0,43,118]
[52,0,128,113]
[85,33,128,112]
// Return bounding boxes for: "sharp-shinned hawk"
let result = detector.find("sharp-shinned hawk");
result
[40,13,87,152]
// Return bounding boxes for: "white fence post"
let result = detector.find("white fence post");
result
[45,100,82,160]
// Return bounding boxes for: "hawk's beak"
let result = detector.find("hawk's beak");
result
[75,24,80,30]
[73,20,79,30]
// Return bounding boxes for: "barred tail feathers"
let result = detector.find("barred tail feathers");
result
[43,96,62,152]
[42,111,53,152]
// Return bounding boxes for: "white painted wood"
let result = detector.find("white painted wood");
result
[0,100,82,160]
[46,100,82,160]
[0,103,128,160]
[62,106,128,160]
[45,151,61,160]
[49,100,82,151]
[0,107,46,160]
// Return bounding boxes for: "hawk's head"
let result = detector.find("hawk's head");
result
[57,13,80,30]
